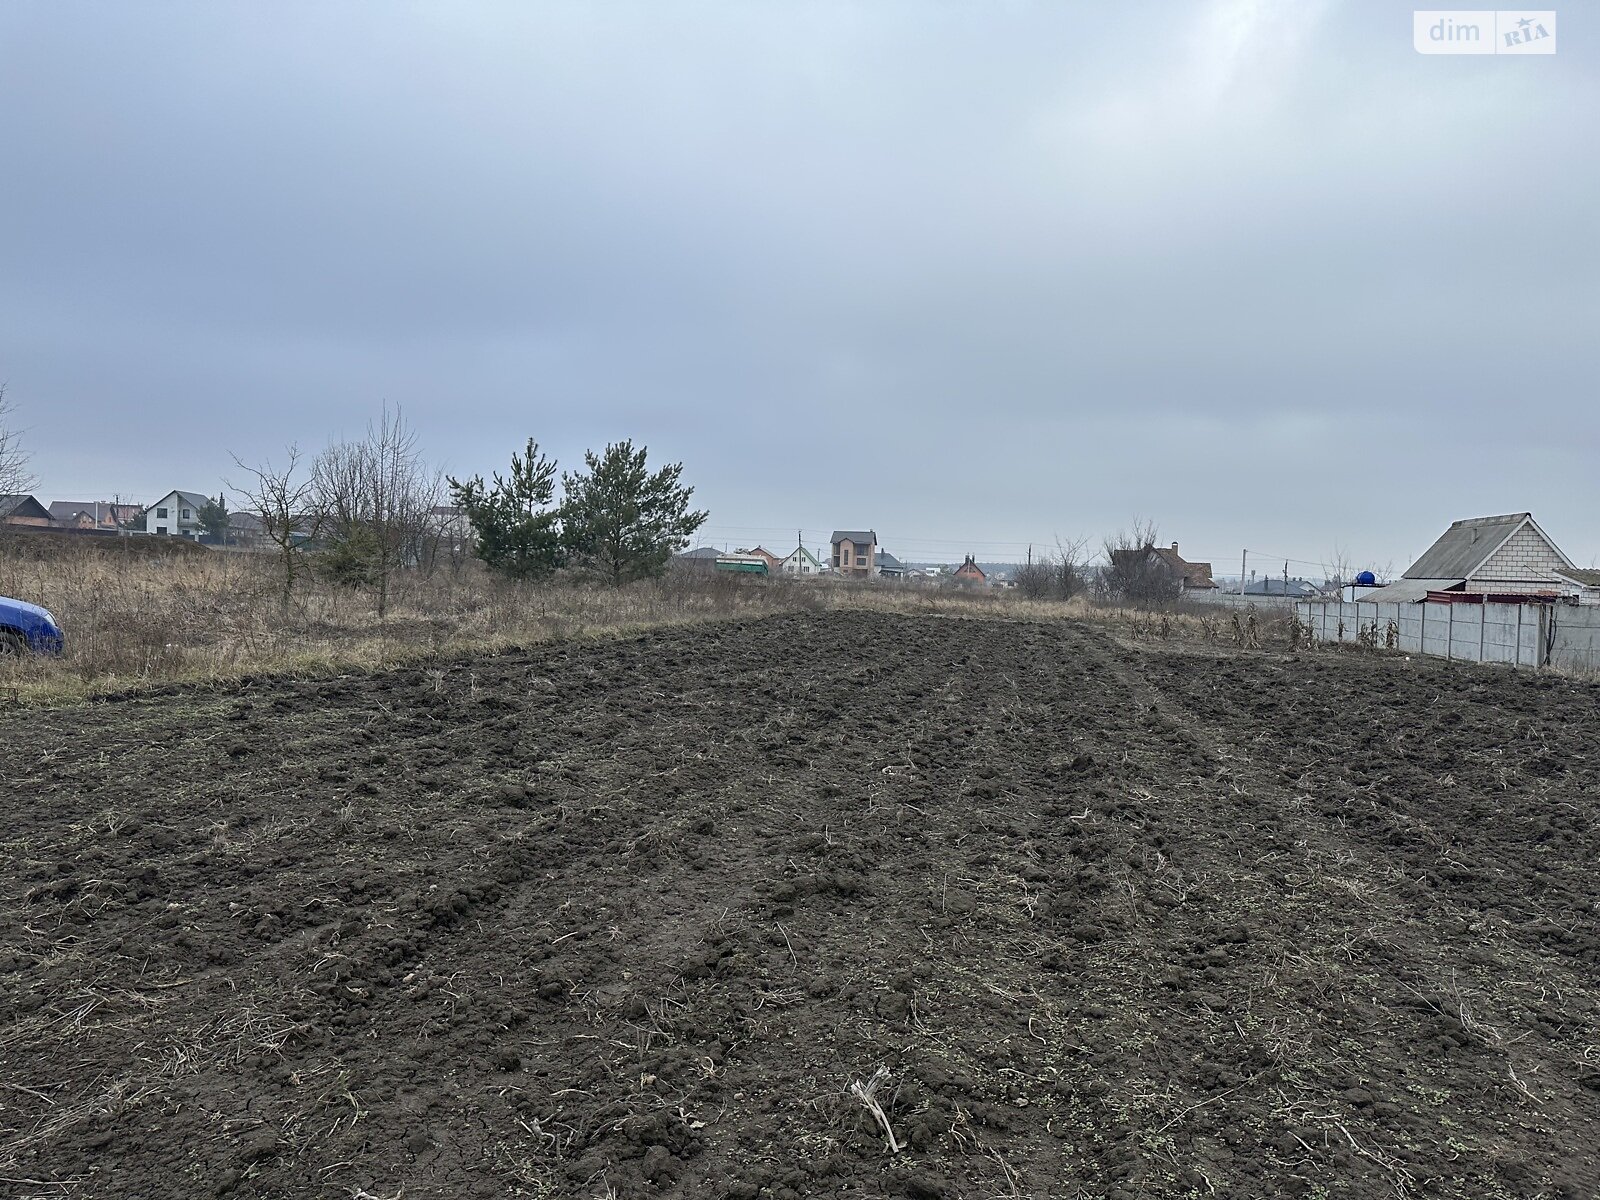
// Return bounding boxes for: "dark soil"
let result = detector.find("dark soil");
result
[1,611,1597,1199]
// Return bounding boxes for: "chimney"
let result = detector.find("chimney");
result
[1171,542,1179,552]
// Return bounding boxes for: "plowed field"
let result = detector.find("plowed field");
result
[2,612,1597,1199]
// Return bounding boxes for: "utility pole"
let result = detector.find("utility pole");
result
[1239,549,1247,596]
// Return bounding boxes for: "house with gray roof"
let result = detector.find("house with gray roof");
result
[830,530,877,577]
[144,490,214,540]
[1358,513,1599,604]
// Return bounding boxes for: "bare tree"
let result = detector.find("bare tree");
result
[229,446,321,609]
[1015,535,1091,601]
[0,385,35,497]
[311,405,441,617]
[1097,519,1181,606]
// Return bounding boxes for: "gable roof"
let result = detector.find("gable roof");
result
[830,529,876,545]
[1402,513,1572,579]
[781,545,823,565]
[1127,544,1217,589]
[677,546,723,559]
[0,495,50,520]
[1557,568,1600,588]
[875,550,904,571]
[151,490,213,512]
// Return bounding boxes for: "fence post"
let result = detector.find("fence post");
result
[1446,603,1453,661]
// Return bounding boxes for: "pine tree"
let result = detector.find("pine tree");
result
[560,441,707,585]
[448,439,564,579]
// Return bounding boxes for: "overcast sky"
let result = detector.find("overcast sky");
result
[2,1,1596,572]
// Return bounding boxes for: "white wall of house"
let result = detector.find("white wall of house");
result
[145,492,202,539]
[780,549,823,574]
[1466,523,1570,590]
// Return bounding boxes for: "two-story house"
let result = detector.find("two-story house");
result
[145,490,212,539]
[831,530,878,577]
[778,546,826,575]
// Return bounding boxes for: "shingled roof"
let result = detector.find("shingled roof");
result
[1149,544,1216,589]
[830,530,876,545]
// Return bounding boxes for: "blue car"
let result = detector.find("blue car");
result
[0,596,65,656]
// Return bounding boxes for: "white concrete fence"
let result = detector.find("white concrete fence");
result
[1294,599,1600,673]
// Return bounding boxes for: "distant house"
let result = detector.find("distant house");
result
[428,505,472,541]
[673,546,722,571]
[738,546,783,572]
[1153,543,1217,591]
[952,555,987,585]
[875,549,906,578]
[0,495,53,527]
[144,490,212,539]
[1358,512,1600,604]
[1243,577,1321,598]
[831,530,878,577]
[778,546,827,575]
[224,511,268,547]
[1110,541,1218,595]
[48,501,143,531]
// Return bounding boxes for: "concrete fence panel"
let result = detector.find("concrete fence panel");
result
[1295,599,1595,673]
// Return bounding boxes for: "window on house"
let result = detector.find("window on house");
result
[156,526,168,535]
[856,554,867,567]
[181,508,192,519]
[156,507,168,518]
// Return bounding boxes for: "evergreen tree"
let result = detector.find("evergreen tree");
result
[560,440,707,585]
[197,495,230,541]
[448,439,564,579]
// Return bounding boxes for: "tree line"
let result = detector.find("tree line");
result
[232,409,705,612]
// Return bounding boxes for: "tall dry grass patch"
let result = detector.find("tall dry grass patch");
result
[0,542,1273,705]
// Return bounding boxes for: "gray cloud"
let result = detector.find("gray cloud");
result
[2,0,1596,569]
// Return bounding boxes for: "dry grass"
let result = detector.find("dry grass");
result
[0,546,1133,706]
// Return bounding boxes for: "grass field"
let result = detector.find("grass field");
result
[2,609,1597,1198]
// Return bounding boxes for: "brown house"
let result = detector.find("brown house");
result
[48,501,143,531]
[0,495,52,527]
[1109,541,1218,593]
[1152,542,1217,591]
[831,529,878,577]
[952,555,987,585]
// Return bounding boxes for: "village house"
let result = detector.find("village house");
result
[952,555,987,585]
[144,490,213,539]
[223,511,267,547]
[675,546,723,569]
[0,495,53,527]
[1110,541,1218,595]
[778,545,826,575]
[1357,513,1600,605]
[831,530,878,577]
[875,550,906,578]
[48,501,143,531]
